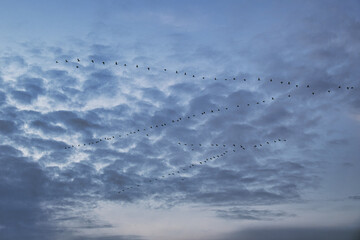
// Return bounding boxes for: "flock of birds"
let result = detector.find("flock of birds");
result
[57,58,355,88]
[63,85,353,150]
[177,138,287,151]
[56,58,355,194]
[117,138,286,193]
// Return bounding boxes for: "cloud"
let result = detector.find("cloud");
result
[1,1,360,239]
[215,208,295,221]
[0,153,53,240]
[70,235,145,240]
[30,120,66,134]
[10,77,45,104]
[349,195,360,200]
[0,120,17,134]
[221,227,360,240]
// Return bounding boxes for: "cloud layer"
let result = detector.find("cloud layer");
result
[1,1,360,239]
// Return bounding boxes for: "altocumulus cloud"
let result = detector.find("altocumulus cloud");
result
[0,0,360,240]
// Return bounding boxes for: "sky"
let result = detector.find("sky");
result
[0,0,360,239]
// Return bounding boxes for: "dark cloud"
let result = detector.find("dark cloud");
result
[0,120,17,134]
[82,69,119,97]
[0,91,6,105]
[9,77,45,104]
[221,227,360,240]
[349,195,360,201]
[0,153,53,240]
[215,208,295,221]
[70,235,145,240]
[11,90,34,104]
[0,55,27,68]
[31,120,66,134]
[0,145,22,157]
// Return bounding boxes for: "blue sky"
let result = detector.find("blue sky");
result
[1,0,360,239]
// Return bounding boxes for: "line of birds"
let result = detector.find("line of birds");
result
[177,138,286,151]
[63,84,352,150]
[54,58,353,196]
[56,59,355,89]
[117,150,227,194]
[117,138,285,194]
